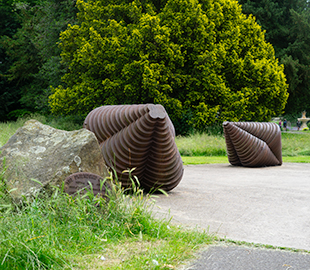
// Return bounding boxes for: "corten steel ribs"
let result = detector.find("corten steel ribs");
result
[223,122,282,167]
[83,104,183,191]
[64,172,110,198]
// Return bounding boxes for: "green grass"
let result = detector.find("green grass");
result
[283,156,310,163]
[176,133,226,156]
[182,156,228,165]
[1,117,310,269]
[0,169,214,269]
[281,132,310,156]
[0,114,83,147]
[181,155,310,165]
[176,130,310,161]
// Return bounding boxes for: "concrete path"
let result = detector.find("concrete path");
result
[185,243,310,270]
[152,163,310,269]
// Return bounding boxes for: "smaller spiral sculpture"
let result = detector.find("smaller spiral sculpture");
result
[223,122,282,167]
[83,104,183,191]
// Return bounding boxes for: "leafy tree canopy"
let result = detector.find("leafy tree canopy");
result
[238,0,310,115]
[49,0,288,133]
[0,0,77,120]
[0,0,23,120]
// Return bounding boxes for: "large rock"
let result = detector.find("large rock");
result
[0,120,109,201]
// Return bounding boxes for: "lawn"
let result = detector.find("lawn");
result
[176,131,310,164]
[1,116,310,269]
[181,155,310,165]
[0,116,215,269]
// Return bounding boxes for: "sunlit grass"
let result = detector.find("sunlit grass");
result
[176,130,310,158]
[182,156,228,165]
[0,114,83,147]
[1,117,310,269]
[176,133,226,156]
[181,155,310,165]
[73,231,213,269]
[0,169,214,269]
[282,156,310,163]
[281,132,310,156]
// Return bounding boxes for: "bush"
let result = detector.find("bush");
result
[49,0,288,134]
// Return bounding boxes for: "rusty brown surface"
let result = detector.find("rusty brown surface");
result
[64,172,109,197]
[223,122,282,167]
[83,104,183,191]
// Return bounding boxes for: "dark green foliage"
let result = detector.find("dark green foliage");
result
[1,0,291,132]
[0,0,77,120]
[0,0,22,120]
[283,7,310,113]
[50,0,288,134]
[238,0,310,115]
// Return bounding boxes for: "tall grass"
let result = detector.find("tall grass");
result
[176,133,227,156]
[176,130,310,157]
[0,165,213,269]
[0,114,83,147]
[1,117,309,268]
[3,117,310,157]
[281,132,310,156]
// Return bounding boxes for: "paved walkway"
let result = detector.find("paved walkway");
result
[152,163,310,269]
[184,244,310,270]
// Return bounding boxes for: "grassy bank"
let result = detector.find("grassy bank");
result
[1,117,310,268]
[0,117,215,269]
[0,170,213,269]
[2,116,310,158]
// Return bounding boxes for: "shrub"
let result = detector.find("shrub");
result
[49,0,288,134]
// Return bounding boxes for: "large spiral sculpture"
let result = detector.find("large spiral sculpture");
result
[83,104,183,191]
[223,122,282,167]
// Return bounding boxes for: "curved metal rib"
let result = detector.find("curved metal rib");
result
[84,104,183,191]
[223,122,282,167]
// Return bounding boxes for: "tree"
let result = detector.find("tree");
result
[282,7,310,113]
[0,0,22,120]
[49,0,288,133]
[238,0,310,115]
[0,0,77,119]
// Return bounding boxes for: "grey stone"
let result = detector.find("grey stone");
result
[0,119,109,201]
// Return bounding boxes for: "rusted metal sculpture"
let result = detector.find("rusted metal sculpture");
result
[223,122,282,167]
[64,172,110,197]
[83,104,183,191]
